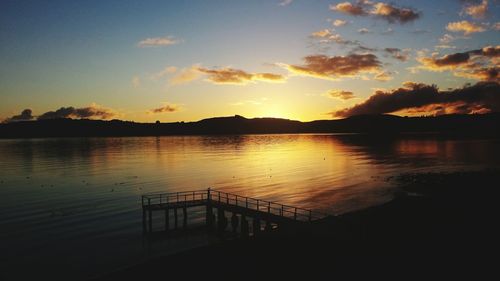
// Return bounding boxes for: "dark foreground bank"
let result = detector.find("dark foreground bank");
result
[94,170,499,280]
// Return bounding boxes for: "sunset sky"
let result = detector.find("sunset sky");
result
[1,0,499,123]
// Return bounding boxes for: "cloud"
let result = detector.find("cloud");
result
[149,103,179,114]
[370,2,420,23]
[37,104,117,120]
[280,53,382,80]
[279,0,293,6]
[138,36,181,47]
[169,65,203,85]
[2,109,34,123]
[331,81,500,117]
[417,46,499,81]
[384,48,409,61]
[374,71,394,81]
[446,20,486,35]
[435,45,457,50]
[311,29,332,38]
[131,76,141,88]
[151,66,178,80]
[197,67,286,85]
[326,90,355,100]
[358,28,372,34]
[455,67,498,81]
[462,0,488,19]
[493,22,500,31]
[330,2,367,16]
[167,65,285,85]
[419,51,472,69]
[439,34,455,44]
[309,31,376,53]
[332,19,348,27]
[331,1,420,24]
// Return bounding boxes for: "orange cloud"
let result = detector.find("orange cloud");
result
[326,90,355,100]
[330,2,366,16]
[332,19,348,27]
[196,67,286,85]
[311,29,332,38]
[170,65,203,85]
[446,20,485,35]
[374,71,394,81]
[455,67,498,82]
[330,1,420,24]
[370,2,420,23]
[462,0,488,19]
[149,104,179,113]
[280,54,382,80]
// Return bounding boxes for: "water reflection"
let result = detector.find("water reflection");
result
[0,135,498,280]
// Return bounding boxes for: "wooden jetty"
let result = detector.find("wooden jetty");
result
[141,189,328,236]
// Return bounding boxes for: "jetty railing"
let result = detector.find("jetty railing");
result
[142,189,326,222]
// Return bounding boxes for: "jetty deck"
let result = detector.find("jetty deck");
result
[141,189,328,235]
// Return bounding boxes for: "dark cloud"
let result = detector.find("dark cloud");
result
[418,46,499,82]
[327,90,355,100]
[281,53,382,80]
[331,1,420,24]
[427,51,472,67]
[150,104,179,113]
[384,48,409,61]
[457,67,499,81]
[479,46,500,57]
[37,104,116,120]
[331,81,500,117]
[371,2,420,23]
[196,67,285,84]
[374,71,394,81]
[3,109,34,123]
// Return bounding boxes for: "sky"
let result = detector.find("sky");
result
[1,0,499,123]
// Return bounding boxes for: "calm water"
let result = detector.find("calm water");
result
[1,134,499,280]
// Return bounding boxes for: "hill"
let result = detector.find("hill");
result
[0,113,499,138]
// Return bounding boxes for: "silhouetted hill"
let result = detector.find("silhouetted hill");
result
[1,113,499,138]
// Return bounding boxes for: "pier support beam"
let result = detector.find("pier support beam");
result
[183,207,188,229]
[265,221,272,232]
[253,218,261,236]
[206,206,214,228]
[164,209,169,231]
[148,210,153,233]
[241,215,249,238]
[231,213,239,233]
[217,208,227,233]
[174,208,178,229]
[142,209,147,233]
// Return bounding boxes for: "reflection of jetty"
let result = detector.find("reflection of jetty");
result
[141,189,328,236]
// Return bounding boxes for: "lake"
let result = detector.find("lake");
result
[1,134,499,280]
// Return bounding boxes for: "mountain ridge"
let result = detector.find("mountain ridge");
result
[1,113,499,138]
